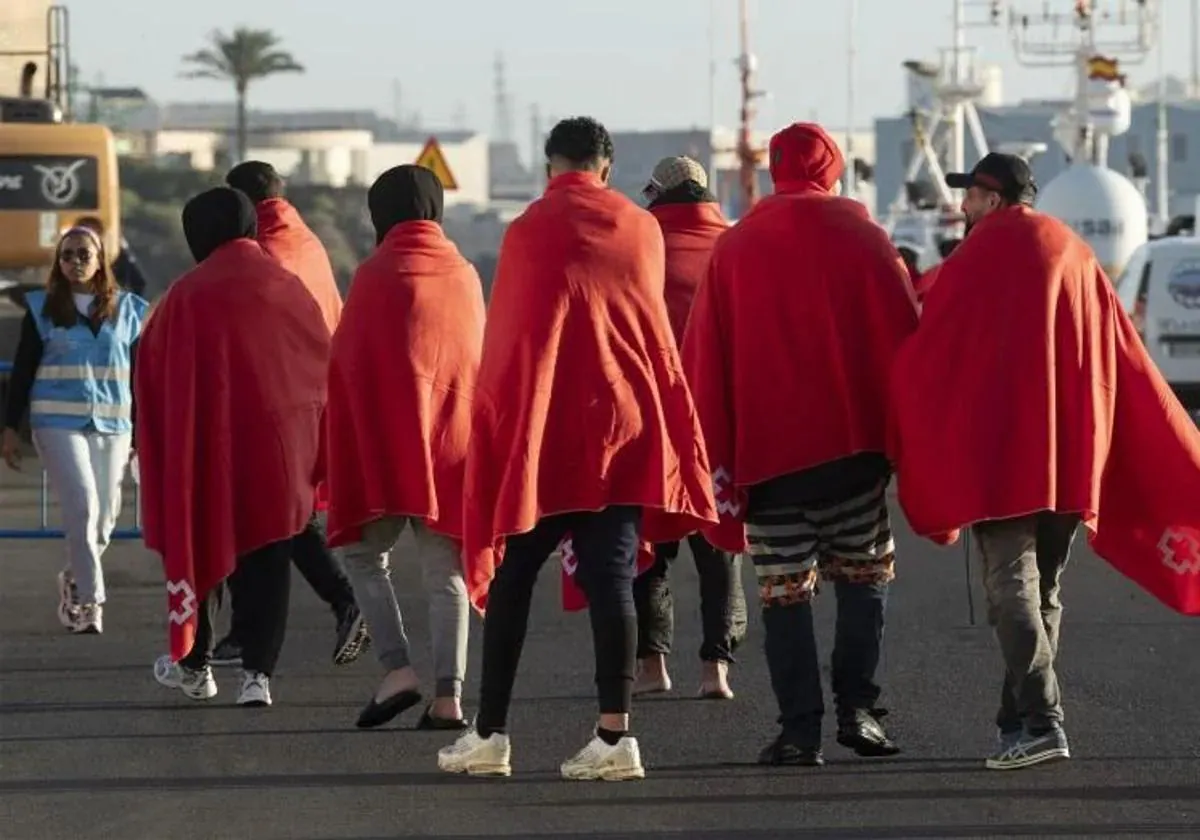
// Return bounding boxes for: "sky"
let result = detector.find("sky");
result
[68,0,1197,135]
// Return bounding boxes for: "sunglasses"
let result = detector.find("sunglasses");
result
[59,248,95,263]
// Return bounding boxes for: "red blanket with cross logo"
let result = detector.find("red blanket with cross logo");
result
[888,205,1200,616]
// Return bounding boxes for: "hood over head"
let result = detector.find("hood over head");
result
[182,186,258,263]
[768,122,845,194]
[368,165,444,244]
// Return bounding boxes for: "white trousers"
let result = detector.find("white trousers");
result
[32,427,132,605]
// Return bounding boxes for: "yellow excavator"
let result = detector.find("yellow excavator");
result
[0,5,121,275]
[1,5,123,402]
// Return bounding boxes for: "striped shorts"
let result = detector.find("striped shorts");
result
[746,479,896,607]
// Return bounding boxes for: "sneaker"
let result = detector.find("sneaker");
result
[210,634,243,667]
[986,726,1070,770]
[153,654,218,700]
[437,729,513,777]
[997,728,1023,752]
[757,732,825,767]
[71,603,103,634]
[237,671,272,707]
[332,604,369,666]
[561,733,646,781]
[56,570,80,629]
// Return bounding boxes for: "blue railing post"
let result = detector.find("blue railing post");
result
[0,360,143,541]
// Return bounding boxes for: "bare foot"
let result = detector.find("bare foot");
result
[699,660,733,699]
[633,655,672,695]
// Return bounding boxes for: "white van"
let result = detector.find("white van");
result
[1114,236,1200,415]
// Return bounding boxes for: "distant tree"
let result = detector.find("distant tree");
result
[180,28,304,163]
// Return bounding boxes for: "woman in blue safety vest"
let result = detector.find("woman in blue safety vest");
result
[1,226,149,634]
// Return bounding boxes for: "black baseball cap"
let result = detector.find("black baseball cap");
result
[945,153,1037,204]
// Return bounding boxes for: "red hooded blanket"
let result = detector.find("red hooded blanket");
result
[136,239,330,659]
[888,205,1200,616]
[650,201,730,345]
[681,123,919,552]
[463,170,718,612]
[325,220,484,548]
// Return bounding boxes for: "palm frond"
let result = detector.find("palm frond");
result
[180,26,305,86]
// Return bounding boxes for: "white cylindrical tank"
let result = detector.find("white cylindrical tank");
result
[1036,163,1149,278]
[979,63,1004,107]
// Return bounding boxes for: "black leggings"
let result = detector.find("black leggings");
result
[476,506,642,733]
[180,538,292,676]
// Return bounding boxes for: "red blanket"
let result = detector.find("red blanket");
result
[888,205,1200,615]
[135,239,330,660]
[325,220,484,548]
[463,170,718,612]
[256,198,343,514]
[255,198,344,335]
[649,201,729,345]
[913,263,941,304]
[682,188,919,552]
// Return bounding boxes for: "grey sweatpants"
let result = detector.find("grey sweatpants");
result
[33,427,133,605]
[339,516,468,698]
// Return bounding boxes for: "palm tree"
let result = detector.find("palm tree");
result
[181,28,304,164]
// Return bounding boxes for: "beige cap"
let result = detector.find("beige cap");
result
[645,156,708,195]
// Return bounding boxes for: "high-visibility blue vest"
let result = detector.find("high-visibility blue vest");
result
[25,289,149,434]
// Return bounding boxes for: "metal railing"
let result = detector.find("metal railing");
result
[0,361,142,540]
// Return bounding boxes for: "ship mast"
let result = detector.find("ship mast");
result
[736,0,764,212]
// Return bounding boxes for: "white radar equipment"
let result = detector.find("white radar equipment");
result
[1005,0,1160,278]
[885,1,1005,272]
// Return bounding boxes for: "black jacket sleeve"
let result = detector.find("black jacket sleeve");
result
[113,248,149,297]
[4,311,43,431]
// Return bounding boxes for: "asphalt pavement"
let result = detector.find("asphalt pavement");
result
[1,459,1197,839]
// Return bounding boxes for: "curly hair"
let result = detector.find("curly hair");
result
[41,227,119,328]
[544,116,614,170]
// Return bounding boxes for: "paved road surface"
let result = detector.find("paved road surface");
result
[1,460,1198,839]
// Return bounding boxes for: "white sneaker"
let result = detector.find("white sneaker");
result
[560,733,645,781]
[153,654,217,700]
[437,729,512,777]
[56,570,79,629]
[237,671,272,707]
[71,603,103,634]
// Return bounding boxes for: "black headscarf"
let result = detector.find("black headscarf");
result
[181,186,258,263]
[368,165,444,244]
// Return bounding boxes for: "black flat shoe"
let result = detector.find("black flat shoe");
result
[355,688,422,729]
[757,733,824,767]
[836,708,901,757]
[415,706,469,731]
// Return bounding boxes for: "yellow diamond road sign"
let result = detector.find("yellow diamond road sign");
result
[415,137,459,190]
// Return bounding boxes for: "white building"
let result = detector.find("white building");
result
[112,102,491,207]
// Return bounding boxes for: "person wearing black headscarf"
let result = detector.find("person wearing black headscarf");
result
[181,185,258,262]
[139,185,330,709]
[367,164,446,242]
[324,162,485,731]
